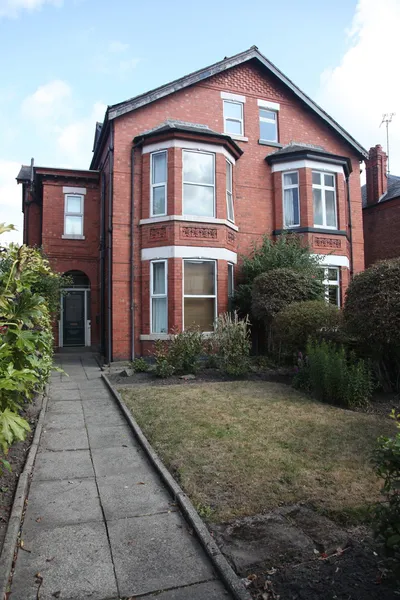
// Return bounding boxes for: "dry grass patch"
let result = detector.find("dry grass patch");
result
[121,381,395,523]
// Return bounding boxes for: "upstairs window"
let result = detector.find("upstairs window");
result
[151,260,168,333]
[313,171,337,229]
[184,260,216,332]
[226,160,234,222]
[223,100,244,136]
[259,108,278,143]
[64,194,84,236]
[183,150,215,217]
[151,151,167,216]
[283,171,300,228]
[321,267,340,307]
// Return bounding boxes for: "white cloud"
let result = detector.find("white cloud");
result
[57,101,106,167]
[118,57,140,74]
[317,0,400,174]
[21,80,72,123]
[0,0,62,18]
[108,40,129,53]
[0,160,23,244]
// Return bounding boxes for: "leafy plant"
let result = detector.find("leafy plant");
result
[212,312,251,376]
[131,357,149,373]
[294,340,373,409]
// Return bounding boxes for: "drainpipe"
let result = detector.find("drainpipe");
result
[107,124,114,363]
[346,174,354,277]
[130,145,135,360]
[99,173,106,356]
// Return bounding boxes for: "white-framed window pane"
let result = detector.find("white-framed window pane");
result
[283,172,298,186]
[183,151,214,185]
[224,101,242,120]
[183,184,214,217]
[313,188,323,226]
[328,286,339,306]
[284,188,300,227]
[325,190,336,227]
[152,152,166,184]
[225,120,242,135]
[226,161,232,191]
[152,262,166,295]
[227,192,234,222]
[65,216,83,235]
[66,196,82,213]
[312,172,321,185]
[228,263,234,298]
[328,268,338,281]
[324,173,334,187]
[152,298,167,333]
[152,186,166,216]
[260,110,278,142]
[184,298,215,332]
[184,260,215,295]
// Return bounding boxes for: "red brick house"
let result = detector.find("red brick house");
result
[17,46,367,362]
[362,144,400,266]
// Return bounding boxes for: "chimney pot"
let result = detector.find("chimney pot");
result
[365,145,387,205]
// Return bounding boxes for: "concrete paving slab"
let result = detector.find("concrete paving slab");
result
[49,381,79,390]
[49,389,82,401]
[78,380,107,390]
[85,410,126,427]
[23,478,103,528]
[43,412,85,430]
[97,472,171,520]
[33,450,94,481]
[108,511,215,597]
[46,400,84,415]
[11,521,118,600]
[40,427,89,451]
[81,389,113,401]
[86,424,135,449]
[148,581,230,599]
[91,446,148,477]
[81,399,117,414]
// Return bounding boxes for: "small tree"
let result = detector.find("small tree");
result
[344,259,400,391]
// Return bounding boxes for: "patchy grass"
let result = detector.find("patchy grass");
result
[120,381,395,524]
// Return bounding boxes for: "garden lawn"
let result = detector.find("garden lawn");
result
[121,381,395,523]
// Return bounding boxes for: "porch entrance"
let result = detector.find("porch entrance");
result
[60,271,91,348]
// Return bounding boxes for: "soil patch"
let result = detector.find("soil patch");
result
[0,397,41,555]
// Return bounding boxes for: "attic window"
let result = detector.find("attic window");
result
[223,100,244,136]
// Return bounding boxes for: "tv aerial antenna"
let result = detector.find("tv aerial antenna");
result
[380,113,395,175]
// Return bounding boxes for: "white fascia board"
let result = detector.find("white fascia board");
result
[271,159,344,175]
[139,215,239,232]
[63,186,87,195]
[142,138,236,164]
[257,99,280,111]
[141,245,237,264]
[221,91,246,103]
[313,253,350,268]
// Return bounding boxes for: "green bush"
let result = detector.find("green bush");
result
[153,328,203,377]
[372,413,400,558]
[273,300,341,355]
[212,312,251,376]
[252,268,323,326]
[234,234,321,317]
[294,340,373,409]
[131,357,149,373]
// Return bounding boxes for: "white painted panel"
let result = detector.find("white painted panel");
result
[271,159,344,175]
[221,91,246,103]
[257,99,280,111]
[313,253,349,268]
[142,139,236,164]
[141,245,238,264]
[63,186,87,195]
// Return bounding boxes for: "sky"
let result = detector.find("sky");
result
[0,0,399,244]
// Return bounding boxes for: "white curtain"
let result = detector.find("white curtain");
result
[284,188,299,226]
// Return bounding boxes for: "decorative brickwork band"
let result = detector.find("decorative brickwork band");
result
[314,236,341,249]
[226,230,236,245]
[181,226,218,240]
[149,226,167,241]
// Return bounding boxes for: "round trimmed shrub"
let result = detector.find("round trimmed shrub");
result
[251,268,323,325]
[274,300,341,354]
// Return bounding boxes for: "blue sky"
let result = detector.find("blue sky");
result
[1,0,399,242]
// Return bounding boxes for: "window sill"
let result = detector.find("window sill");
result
[141,332,214,341]
[227,134,248,142]
[259,140,282,148]
[62,234,85,240]
[273,227,346,237]
[139,215,239,232]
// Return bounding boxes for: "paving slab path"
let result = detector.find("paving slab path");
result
[10,354,231,600]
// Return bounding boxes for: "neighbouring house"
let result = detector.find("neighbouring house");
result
[362,144,400,267]
[17,46,367,361]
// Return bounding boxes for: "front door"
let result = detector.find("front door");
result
[63,291,85,346]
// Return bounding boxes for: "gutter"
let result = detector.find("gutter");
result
[130,145,135,360]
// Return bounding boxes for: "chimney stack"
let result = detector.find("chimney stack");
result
[365,144,387,205]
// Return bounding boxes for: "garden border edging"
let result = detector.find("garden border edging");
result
[101,373,252,600]
[0,387,49,600]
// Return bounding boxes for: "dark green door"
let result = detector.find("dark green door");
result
[63,291,85,346]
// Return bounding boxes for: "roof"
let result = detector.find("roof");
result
[101,46,367,160]
[132,119,243,156]
[362,174,400,207]
[16,165,99,183]
[266,142,352,175]
[16,165,33,181]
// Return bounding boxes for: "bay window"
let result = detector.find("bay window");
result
[228,262,234,312]
[184,260,216,331]
[151,151,167,216]
[283,171,300,227]
[150,260,168,333]
[64,194,84,236]
[313,171,337,228]
[226,160,234,222]
[183,150,215,217]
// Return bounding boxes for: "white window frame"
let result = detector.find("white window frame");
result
[282,171,300,228]
[321,267,340,307]
[312,170,337,229]
[64,194,84,237]
[223,100,244,136]
[150,260,168,334]
[150,150,167,217]
[226,159,234,223]
[259,108,278,142]
[182,150,215,218]
[183,259,217,332]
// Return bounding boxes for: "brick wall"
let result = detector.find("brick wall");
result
[363,197,400,266]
